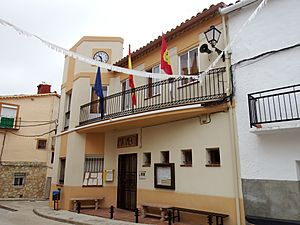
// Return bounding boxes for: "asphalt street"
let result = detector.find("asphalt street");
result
[0,200,70,225]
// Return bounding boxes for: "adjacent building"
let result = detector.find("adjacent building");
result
[0,84,60,199]
[221,0,300,224]
[51,3,245,225]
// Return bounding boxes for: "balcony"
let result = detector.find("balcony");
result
[79,67,228,128]
[0,116,20,129]
[248,84,300,128]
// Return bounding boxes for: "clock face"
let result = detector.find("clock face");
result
[93,51,109,63]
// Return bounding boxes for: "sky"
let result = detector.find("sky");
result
[0,0,231,95]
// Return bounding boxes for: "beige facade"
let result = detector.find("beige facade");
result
[52,3,244,225]
[0,92,60,199]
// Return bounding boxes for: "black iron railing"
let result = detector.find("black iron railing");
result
[79,67,227,126]
[0,116,20,129]
[248,84,300,128]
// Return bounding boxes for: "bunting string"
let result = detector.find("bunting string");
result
[0,0,268,81]
[201,0,268,77]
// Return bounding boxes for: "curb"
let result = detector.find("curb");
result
[33,208,90,225]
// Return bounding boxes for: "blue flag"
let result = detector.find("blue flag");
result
[94,67,104,119]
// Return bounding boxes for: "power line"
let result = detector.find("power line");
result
[6,129,56,138]
[18,120,57,128]
[232,43,300,69]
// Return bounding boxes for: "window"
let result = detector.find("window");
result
[147,65,161,98]
[83,156,104,186]
[0,103,18,129]
[179,47,199,84]
[181,149,192,166]
[121,79,132,110]
[143,152,151,167]
[13,173,26,187]
[64,92,72,130]
[90,86,108,113]
[51,151,55,164]
[206,148,221,167]
[160,151,169,164]
[37,139,47,150]
[58,158,66,184]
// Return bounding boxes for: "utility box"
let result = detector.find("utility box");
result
[52,190,60,201]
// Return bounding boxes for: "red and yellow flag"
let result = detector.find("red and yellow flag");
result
[160,33,173,75]
[128,45,136,106]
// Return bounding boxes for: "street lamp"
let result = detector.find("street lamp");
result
[200,25,224,61]
[204,25,221,48]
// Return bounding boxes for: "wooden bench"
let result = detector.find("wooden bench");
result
[140,203,173,221]
[70,197,104,211]
[172,207,229,225]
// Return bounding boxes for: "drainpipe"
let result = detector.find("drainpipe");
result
[220,12,242,225]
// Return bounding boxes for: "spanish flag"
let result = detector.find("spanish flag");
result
[160,33,173,75]
[128,45,136,106]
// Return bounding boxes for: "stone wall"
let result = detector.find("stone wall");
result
[242,179,300,222]
[0,161,47,199]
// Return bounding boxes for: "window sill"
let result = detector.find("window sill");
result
[144,93,161,100]
[180,164,192,167]
[177,80,199,89]
[205,164,221,167]
[142,164,151,167]
[82,185,103,188]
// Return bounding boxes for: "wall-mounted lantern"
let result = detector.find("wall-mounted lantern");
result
[200,25,224,61]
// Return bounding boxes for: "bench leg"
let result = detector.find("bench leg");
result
[160,209,165,221]
[95,200,99,210]
[141,206,147,218]
[73,201,77,211]
[207,215,213,225]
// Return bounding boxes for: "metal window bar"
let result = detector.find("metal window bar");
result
[79,67,227,126]
[248,84,300,127]
[84,157,104,173]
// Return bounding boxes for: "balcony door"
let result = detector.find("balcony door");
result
[121,79,132,111]
[117,153,137,211]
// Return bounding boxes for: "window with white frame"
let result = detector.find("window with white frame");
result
[83,156,104,186]
[147,65,161,98]
[179,47,199,84]
[13,173,26,187]
[0,103,18,129]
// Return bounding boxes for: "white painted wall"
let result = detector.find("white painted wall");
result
[104,113,237,198]
[227,0,300,180]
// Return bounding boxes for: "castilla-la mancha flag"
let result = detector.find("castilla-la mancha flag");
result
[128,45,136,106]
[160,33,173,75]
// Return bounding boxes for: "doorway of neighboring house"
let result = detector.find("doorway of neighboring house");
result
[44,177,51,199]
[117,153,137,211]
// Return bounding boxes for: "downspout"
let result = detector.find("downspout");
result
[221,12,242,225]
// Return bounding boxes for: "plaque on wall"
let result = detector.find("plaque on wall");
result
[117,134,138,148]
